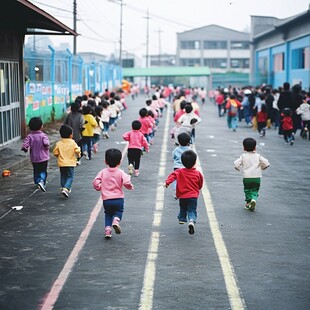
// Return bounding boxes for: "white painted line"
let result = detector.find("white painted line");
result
[39,145,129,310]
[139,105,170,310]
[193,145,246,310]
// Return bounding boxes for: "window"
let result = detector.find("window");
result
[230,58,249,68]
[231,41,250,49]
[203,41,227,49]
[180,58,201,66]
[292,47,310,69]
[273,53,284,72]
[258,56,268,76]
[180,40,200,50]
[204,58,227,68]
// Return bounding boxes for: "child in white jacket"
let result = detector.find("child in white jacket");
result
[234,137,270,211]
[296,100,310,140]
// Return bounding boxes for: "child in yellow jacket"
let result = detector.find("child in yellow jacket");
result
[53,125,81,198]
[82,105,97,160]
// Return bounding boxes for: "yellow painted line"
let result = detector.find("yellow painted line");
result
[193,145,246,310]
[139,105,171,310]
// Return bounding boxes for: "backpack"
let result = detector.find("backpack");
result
[228,100,238,116]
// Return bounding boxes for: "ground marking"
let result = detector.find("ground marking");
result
[193,145,246,310]
[139,105,170,310]
[39,146,128,310]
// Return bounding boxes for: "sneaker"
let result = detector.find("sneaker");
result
[61,188,69,198]
[188,221,195,235]
[76,159,81,166]
[179,220,186,224]
[105,132,109,139]
[134,170,140,177]
[249,199,256,211]
[245,202,250,210]
[105,226,112,238]
[173,194,178,200]
[37,181,46,192]
[112,217,121,234]
[128,164,134,175]
[290,140,294,145]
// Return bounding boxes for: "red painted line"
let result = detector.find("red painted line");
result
[39,145,128,310]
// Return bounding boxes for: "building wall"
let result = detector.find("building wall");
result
[252,12,310,89]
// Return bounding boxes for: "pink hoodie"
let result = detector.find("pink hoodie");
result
[92,167,134,201]
[123,130,149,151]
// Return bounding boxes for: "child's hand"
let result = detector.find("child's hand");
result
[21,147,27,153]
[163,183,168,188]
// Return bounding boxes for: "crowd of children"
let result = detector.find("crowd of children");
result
[211,82,310,144]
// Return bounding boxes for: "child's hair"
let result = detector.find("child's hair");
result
[181,150,197,169]
[105,148,122,167]
[132,120,142,130]
[82,104,92,115]
[152,94,157,100]
[261,103,267,113]
[180,100,187,110]
[110,99,115,105]
[101,101,108,108]
[259,94,266,100]
[94,105,103,117]
[110,92,115,99]
[147,110,154,118]
[29,117,43,131]
[60,124,73,138]
[146,99,152,106]
[177,133,191,146]
[114,95,120,101]
[185,104,193,113]
[70,102,80,113]
[282,107,292,117]
[243,137,256,152]
[139,108,148,117]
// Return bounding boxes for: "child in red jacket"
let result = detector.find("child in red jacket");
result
[281,108,294,145]
[164,150,203,235]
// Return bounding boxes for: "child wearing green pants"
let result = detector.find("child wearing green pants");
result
[234,137,270,211]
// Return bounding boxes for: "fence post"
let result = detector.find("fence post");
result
[48,45,55,122]
[66,49,72,103]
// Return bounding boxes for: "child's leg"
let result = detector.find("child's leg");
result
[243,178,261,204]
[178,198,188,223]
[60,167,75,191]
[103,198,124,234]
[133,149,141,170]
[186,198,198,223]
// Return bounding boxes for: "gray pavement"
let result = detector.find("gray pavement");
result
[0,97,310,310]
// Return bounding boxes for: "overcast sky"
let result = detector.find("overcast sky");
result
[30,0,310,58]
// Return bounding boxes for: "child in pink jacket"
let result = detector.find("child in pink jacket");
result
[92,148,134,238]
[123,120,149,177]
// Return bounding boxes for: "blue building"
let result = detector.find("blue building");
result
[251,6,310,89]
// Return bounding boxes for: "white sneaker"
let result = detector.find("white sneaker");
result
[61,188,69,198]
[128,164,134,175]
[188,221,195,235]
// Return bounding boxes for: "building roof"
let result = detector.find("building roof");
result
[0,0,77,36]
[122,66,211,77]
[252,8,310,40]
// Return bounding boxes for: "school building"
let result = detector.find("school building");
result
[250,6,310,89]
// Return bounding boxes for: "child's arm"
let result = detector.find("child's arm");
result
[122,172,134,190]
[163,171,177,187]
[122,131,130,141]
[92,171,103,191]
[74,145,81,158]
[234,155,243,171]
[53,144,59,157]
[259,156,270,170]
[142,135,149,152]
[21,135,30,152]
[43,135,50,149]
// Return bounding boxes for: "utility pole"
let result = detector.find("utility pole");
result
[144,9,150,87]
[119,0,124,67]
[73,0,77,55]
[155,27,162,66]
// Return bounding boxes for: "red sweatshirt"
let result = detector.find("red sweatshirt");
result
[165,168,203,198]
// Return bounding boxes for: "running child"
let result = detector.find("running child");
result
[21,117,50,192]
[92,148,134,238]
[164,150,203,235]
[234,137,270,211]
[122,120,149,177]
[53,125,81,198]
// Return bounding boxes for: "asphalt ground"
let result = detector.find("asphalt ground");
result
[0,96,309,310]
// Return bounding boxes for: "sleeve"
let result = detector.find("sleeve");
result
[165,171,177,185]
[92,170,103,191]
[74,143,81,157]
[91,115,98,127]
[122,171,134,190]
[122,131,130,141]
[21,135,30,150]
[259,155,270,170]
[43,134,50,149]
[142,135,149,151]
[234,155,243,171]
[198,172,204,190]
[53,143,59,157]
